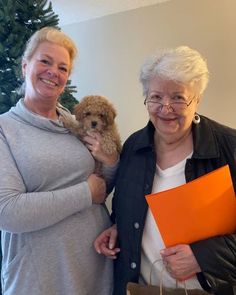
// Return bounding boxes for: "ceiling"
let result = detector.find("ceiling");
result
[51,0,171,26]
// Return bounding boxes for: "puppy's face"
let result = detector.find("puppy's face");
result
[79,110,107,132]
[73,95,116,133]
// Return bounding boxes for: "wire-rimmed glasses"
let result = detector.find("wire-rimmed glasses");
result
[144,95,195,113]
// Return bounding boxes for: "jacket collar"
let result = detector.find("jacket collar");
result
[132,116,219,159]
[192,115,219,159]
[132,121,155,152]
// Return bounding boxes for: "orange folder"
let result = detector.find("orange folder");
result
[145,165,236,247]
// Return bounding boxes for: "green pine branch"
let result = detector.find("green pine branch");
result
[0,0,78,114]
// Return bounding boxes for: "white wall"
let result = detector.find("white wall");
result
[62,0,236,143]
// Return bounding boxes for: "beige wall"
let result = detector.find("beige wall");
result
[62,0,236,143]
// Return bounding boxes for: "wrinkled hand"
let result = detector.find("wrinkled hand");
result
[83,132,118,166]
[94,224,120,259]
[160,244,201,280]
[87,174,106,204]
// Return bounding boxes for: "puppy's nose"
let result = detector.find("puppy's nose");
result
[91,121,97,128]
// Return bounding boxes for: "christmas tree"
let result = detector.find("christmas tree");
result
[0,0,78,114]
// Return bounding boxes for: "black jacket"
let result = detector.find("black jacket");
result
[112,115,236,295]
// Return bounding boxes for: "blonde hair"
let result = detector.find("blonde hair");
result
[140,46,209,98]
[22,27,77,73]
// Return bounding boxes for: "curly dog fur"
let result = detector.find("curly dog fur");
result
[62,95,122,155]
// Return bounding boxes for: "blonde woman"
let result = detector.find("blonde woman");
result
[0,27,118,295]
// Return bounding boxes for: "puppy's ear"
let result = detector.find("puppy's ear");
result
[106,106,117,125]
[73,103,83,121]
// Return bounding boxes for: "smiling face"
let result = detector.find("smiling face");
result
[22,41,70,105]
[146,76,199,144]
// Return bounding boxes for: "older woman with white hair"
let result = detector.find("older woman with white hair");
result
[94,46,236,295]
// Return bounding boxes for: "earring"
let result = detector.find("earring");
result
[193,113,200,124]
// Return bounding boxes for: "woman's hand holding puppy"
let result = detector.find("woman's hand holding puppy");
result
[85,131,119,201]
[84,131,119,166]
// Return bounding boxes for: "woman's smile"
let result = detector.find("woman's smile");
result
[39,78,58,87]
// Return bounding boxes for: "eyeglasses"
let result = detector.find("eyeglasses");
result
[144,95,195,113]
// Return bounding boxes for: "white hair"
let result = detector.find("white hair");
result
[140,46,209,98]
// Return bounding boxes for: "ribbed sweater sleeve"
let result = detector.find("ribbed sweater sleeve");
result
[0,130,92,233]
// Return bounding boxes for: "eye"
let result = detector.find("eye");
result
[172,95,187,102]
[40,59,50,65]
[149,95,162,102]
[84,112,91,117]
[59,66,68,73]
[99,114,104,118]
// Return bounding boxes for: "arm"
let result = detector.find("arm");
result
[161,235,236,291]
[83,132,119,192]
[0,133,105,233]
[190,235,236,288]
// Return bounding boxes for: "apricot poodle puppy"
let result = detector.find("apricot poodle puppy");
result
[62,95,122,155]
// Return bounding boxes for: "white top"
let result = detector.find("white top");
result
[140,153,202,289]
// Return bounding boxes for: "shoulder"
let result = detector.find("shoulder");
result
[0,111,11,120]
[200,115,236,139]
[124,128,144,144]
[123,121,154,149]
[0,111,12,128]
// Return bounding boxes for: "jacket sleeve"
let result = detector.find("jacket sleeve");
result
[102,160,119,194]
[0,131,92,233]
[190,234,236,291]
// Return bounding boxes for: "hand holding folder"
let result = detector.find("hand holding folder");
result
[145,165,236,247]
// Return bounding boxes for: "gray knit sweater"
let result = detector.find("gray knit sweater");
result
[0,99,116,295]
